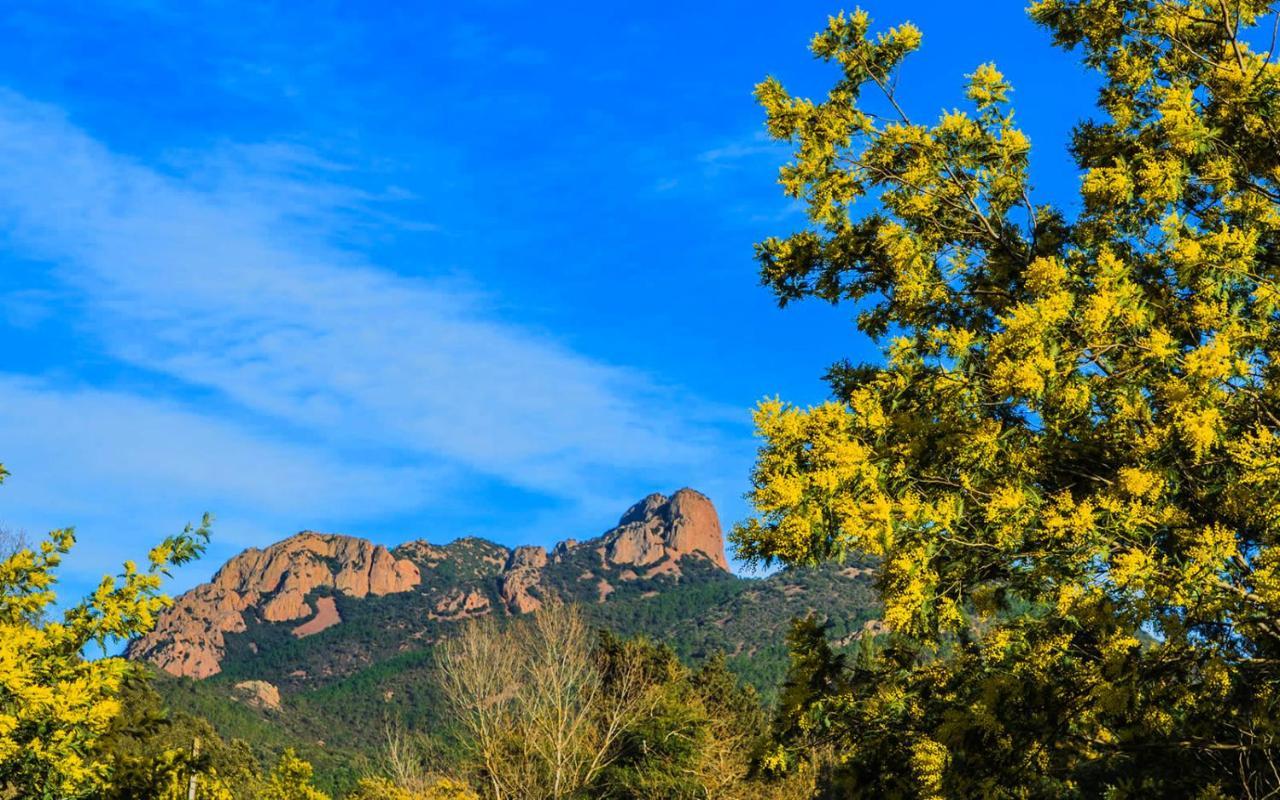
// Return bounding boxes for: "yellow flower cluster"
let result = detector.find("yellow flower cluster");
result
[743,1,1280,793]
[0,491,210,798]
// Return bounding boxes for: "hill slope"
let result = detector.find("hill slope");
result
[131,489,880,790]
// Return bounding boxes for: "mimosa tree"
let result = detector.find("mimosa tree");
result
[735,2,1280,796]
[0,461,211,799]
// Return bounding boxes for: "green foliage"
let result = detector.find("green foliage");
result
[432,608,806,800]
[95,675,262,800]
[347,775,478,800]
[740,1,1280,797]
[0,465,210,799]
[593,639,811,800]
[592,636,706,800]
[145,546,877,792]
[0,463,334,800]
[262,749,330,800]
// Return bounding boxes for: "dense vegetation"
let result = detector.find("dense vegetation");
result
[735,0,1280,797]
[0,514,828,798]
[145,551,878,793]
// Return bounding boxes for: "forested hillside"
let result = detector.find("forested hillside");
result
[126,492,879,792]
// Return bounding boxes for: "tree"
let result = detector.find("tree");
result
[434,604,653,800]
[0,462,212,799]
[438,605,812,800]
[94,674,262,800]
[589,635,705,800]
[261,749,330,800]
[347,722,479,800]
[596,648,816,800]
[347,776,478,800]
[734,2,1280,796]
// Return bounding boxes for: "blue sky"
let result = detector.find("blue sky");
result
[0,0,1096,598]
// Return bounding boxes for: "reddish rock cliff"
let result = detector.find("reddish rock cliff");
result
[499,545,548,613]
[127,489,730,680]
[126,532,420,678]
[601,488,729,571]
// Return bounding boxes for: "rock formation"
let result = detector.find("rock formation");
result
[599,488,729,571]
[126,532,420,678]
[432,587,491,618]
[551,539,577,562]
[233,679,281,711]
[499,545,547,613]
[127,489,731,680]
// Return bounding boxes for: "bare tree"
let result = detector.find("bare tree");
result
[435,603,654,800]
[0,525,29,561]
[436,613,531,800]
[380,721,428,792]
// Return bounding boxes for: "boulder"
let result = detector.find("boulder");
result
[233,680,281,711]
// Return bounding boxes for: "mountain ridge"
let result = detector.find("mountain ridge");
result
[135,489,881,792]
[128,488,732,679]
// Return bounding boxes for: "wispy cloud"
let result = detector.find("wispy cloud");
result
[0,375,434,522]
[0,90,744,564]
[697,132,787,175]
[0,374,444,591]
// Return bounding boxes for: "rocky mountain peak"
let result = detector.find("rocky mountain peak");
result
[618,492,669,526]
[602,488,729,571]
[506,544,548,571]
[126,531,420,679]
[128,489,730,680]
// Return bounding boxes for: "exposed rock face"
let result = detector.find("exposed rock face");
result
[127,532,420,678]
[128,489,731,681]
[433,588,491,618]
[619,493,668,525]
[499,545,547,613]
[292,596,342,638]
[233,680,281,711]
[602,488,729,571]
[507,545,548,571]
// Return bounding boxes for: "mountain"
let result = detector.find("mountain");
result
[129,488,736,680]
[131,489,880,790]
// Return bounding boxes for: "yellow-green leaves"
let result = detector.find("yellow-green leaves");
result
[260,749,330,800]
[1156,83,1210,156]
[349,775,478,800]
[732,399,884,566]
[0,476,210,799]
[966,63,1010,109]
[744,2,1280,796]
[1081,164,1134,211]
[811,11,922,84]
[908,737,948,800]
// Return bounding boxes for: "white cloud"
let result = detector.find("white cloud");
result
[0,89,761,592]
[0,90,740,514]
[697,132,787,174]
[0,374,450,589]
[0,375,431,520]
